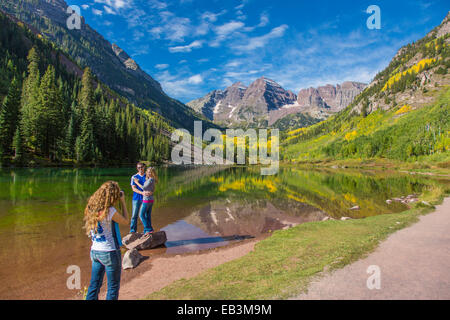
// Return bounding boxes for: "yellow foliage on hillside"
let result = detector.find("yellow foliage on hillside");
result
[425,39,448,50]
[344,131,357,141]
[395,104,412,115]
[382,58,436,91]
[288,127,307,136]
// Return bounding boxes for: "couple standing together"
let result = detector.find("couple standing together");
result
[130,162,158,236]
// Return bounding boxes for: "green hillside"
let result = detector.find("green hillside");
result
[0,0,214,131]
[0,11,172,166]
[282,14,450,166]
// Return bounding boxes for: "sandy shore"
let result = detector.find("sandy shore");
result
[98,238,260,300]
[294,197,450,300]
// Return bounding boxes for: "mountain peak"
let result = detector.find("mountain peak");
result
[230,81,247,90]
[253,76,282,88]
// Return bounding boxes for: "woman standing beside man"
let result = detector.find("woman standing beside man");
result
[130,162,158,236]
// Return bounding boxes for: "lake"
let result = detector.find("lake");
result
[0,165,447,299]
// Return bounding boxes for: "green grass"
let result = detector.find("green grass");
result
[145,190,448,300]
[281,156,450,176]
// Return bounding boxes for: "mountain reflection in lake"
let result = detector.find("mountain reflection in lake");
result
[0,165,447,299]
[162,199,327,254]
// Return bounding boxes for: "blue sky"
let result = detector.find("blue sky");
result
[69,0,449,103]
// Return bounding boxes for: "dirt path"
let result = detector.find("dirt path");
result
[295,197,450,300]
[101,239,258,300]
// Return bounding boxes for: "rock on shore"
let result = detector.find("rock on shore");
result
[122,249,144,270]
[122,231,167,251]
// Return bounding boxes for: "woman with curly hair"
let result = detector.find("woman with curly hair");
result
[84,181,129,300]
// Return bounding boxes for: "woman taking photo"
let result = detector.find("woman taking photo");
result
[83,181,129,300]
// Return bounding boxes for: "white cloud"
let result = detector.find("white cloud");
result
[133,30,144,41]
[92,8,103,16]
[210,21,246,47]
[81,4,89,10]
[149,0,168,10]
[163,17,192,42]
[201,10,227,23]
[233,24,288,52]
[194,22,210,36]
[215,21,245,35]
[188,74,203,84]
[156,71,205,100]
[155,64,170,70]
[149,27,163,38]
[103,6,117,15]
[225,61,243,68]
[169,40,204,53]
[258,13,269,27]
[94,0,130,10]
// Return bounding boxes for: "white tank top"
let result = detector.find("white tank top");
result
[90,207,118,252]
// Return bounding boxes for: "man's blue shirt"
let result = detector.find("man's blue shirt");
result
[131,173,146,201]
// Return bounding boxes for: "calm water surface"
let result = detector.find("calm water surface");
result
[0,165,446,299]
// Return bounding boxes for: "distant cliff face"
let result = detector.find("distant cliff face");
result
[188,78,366,127]
[297,82,367,112]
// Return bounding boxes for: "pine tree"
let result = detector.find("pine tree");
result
[78,68,96,162]
[361,98,369,117]
[65,112,76,159]
[38,65,63,158]
[0,77,21,154]
[20,47,40,151]
[12,126,23,163]
[147,138,154,162]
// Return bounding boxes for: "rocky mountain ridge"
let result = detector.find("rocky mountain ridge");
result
[188,78,366,127]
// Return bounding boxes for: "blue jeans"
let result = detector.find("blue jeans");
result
[130,200,142,233]
[86,250,121,300]
[139,201,154,234]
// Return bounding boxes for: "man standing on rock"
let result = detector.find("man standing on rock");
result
[130,162,150,233]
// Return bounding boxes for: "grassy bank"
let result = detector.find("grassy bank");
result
[281,156,450,176]
[145,186,449,300]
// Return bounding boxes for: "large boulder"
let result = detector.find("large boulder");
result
[122,232,142,246]
[122,248,144,270]
[123,231,167,251]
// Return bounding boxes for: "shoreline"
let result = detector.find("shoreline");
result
[2,161,448,179]
[280,158,450,176]
[87,189,450,300]
[143,193,449,300]
[105,237,264,300]
[67,235,269,300]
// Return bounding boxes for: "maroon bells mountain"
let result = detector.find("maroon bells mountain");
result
[187,78,366,127]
